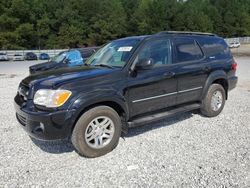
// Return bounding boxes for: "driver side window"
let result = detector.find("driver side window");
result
[135,39,172,67]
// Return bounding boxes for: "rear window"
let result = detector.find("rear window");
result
[174,38,203,62]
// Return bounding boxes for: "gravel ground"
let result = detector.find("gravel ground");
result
[231,44,250,56]
[0,58,249,187]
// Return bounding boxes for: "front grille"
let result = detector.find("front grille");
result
[16,114,27,126]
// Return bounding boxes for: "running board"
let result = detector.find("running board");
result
[128,103,201,128]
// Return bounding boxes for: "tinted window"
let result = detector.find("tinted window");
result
[135,38,172,67]
[198,38,231,59]
[175,38,203,62]
[81,50,93,59]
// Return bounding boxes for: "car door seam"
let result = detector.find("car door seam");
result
[178,86,203,94]
[132,92,178,103]
[132,86,203,103]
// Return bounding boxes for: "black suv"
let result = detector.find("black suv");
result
[14,31,238,157]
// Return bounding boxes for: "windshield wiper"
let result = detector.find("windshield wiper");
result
[94,64,114,69]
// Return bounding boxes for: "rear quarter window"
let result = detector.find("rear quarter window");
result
[197,37,231,59]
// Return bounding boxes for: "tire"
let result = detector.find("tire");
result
[200,84,226,117]
[71,106,122,158]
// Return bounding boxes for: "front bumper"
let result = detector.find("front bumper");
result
[14,98,76,141]
[228,76,238,91]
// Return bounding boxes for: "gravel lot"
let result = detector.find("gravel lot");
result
[0,58,250,187]
[231,44,250,57]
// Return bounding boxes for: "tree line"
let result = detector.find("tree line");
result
[0,0,250,50]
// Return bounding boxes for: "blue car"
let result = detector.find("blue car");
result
[29,49,93,74]
[39,53,50,60]
[63,50,83,66]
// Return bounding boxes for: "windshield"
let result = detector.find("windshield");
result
[51,52,67,63]
[86,38,140,68]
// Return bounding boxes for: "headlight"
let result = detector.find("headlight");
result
[34,89,72,108]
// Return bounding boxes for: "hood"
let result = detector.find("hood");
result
[29,61,62,74]
[22,66,116,88]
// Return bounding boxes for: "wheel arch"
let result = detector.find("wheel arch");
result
[212,78,228,99]
[202,70,229,100]
[70,96,129,134]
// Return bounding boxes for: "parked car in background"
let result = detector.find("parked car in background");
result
[39,53,50,60]
[15,31,238,158]
[78,47,100,61]
[229,42,241,48]
[0,52,9,61]
[25,52,38,60]
[13,53,25,61]
[29,48,98,74]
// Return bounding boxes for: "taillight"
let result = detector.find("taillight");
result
[232,58,237,71]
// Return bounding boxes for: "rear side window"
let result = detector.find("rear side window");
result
[174,38,203,62]
[198,38,231,59]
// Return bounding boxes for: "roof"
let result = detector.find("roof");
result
[109,31,218,43]
[156,31,217,37]
[115,35,149,41]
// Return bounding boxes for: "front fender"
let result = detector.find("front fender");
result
[201,70,228,99]
[69,89,129,121]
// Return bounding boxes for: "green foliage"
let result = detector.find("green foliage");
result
[173,0,213,32]
[0,0,250,49]
[88,0,127,45]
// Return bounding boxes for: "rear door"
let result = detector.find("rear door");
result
[173,37,209,105]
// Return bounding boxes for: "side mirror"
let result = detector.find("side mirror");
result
[135,58,154,70]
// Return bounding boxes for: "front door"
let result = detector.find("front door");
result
[127,38,178,117]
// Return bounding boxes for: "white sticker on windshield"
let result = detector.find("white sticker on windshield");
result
[118,46,133,52]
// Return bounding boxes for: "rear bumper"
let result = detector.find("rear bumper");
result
[228,76,238,91]
[14,98,76,141]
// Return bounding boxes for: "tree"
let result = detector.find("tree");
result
[173,0,213,32]
[0,0,250,49]
[57,24,85,48]
[88,0,127,45]
[15,23,37,49]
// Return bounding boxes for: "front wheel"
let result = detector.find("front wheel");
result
[71,106,122,158]
[200,84,226,117]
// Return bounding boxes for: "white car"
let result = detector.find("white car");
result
[229,42,241,48]
[13,53,25,61]
[0,52,9,61]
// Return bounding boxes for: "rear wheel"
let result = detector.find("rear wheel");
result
[71,106,122,158]
[200,84,226,117]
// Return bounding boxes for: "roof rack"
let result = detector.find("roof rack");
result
[157,31,217,37]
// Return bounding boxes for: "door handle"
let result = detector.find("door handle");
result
[164,72,175,78]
